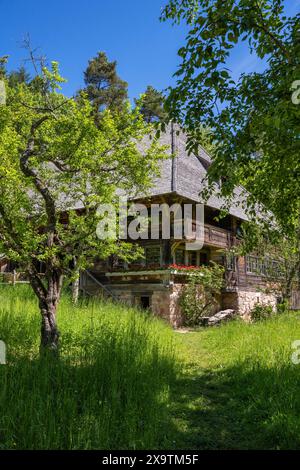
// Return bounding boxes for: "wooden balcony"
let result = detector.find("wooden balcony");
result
[204,224,234,248]
[183,220,235,249]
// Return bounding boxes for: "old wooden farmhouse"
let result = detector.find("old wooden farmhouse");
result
[1,126,298,325]
[79,126,284,325]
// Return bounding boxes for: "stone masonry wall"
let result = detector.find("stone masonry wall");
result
[152,284,223,328]
[118,292,133,305]
[110,282,278,328]
[154,287,277,326]
[152,291,171,323]
[168,284,221,328]
[237,290,277,319]
[169,285,184,327]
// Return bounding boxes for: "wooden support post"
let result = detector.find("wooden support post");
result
[72,257,80,304]
[161,240,172,267]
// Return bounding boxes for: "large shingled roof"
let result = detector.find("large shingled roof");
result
[135,125,249,221]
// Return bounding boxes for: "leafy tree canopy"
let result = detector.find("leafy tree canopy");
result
[162,0,300,236]
[0,58,165,350]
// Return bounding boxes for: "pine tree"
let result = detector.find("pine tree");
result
[83,51,128,113]
[8,66,30,87]
[136,86,167,123]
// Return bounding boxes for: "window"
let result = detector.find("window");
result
[135,295,151,310]
[225,253,236,271]
[246,255,284,278]
[140,296,151,310]
[145,246,161,266]
[246,256,263,275]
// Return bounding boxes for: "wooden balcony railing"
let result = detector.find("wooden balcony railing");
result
[183,220,235,248]
[204,224,234,248]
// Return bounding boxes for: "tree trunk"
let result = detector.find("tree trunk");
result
[72,258,80,305]
[72,276,80,304]
[283,259,300,306]
[40,298,60,352]
[29,268,63,354]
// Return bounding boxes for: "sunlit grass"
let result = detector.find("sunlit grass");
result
[0,285,176,450]
[172,313,300,449]
[2,284,300,450]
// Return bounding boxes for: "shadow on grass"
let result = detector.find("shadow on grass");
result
[0,333,176,450]
[170,361,300,450]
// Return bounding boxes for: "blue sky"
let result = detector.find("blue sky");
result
[1,0,187,101]
[1,0,299,102]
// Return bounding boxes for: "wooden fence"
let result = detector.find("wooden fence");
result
[0,272,29,284]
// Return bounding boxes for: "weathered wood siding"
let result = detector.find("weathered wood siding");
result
[291,290,300,310]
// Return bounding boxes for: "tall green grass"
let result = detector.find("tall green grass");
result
[0,285,176,450]
[173,314,300,449]
[3,284,300,450]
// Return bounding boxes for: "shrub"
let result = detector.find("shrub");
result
[277,300,290,315]
[250,303,274,322]
[179,262,224,326]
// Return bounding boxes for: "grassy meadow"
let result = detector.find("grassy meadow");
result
[172,313,300,449]
[1,284,300,449]
[0,285,175,450]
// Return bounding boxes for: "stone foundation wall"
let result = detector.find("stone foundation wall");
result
[111,284,185,327]
[222,290,277,319]
[222,292,239,311]
[237,290,277,319]
[118,292,133,305]
[109,281,278,328]
[169,285,184,327]
[152,291,171,323]
[164,284,222,328]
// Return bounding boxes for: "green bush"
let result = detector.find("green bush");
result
[179,263,224,326]
[250,303,274,322]
[277,300,290,315]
